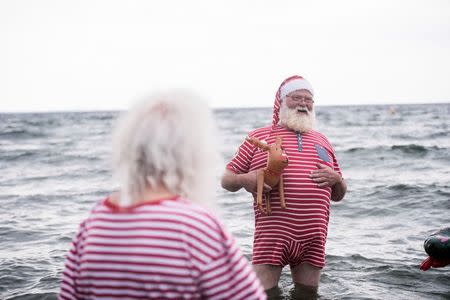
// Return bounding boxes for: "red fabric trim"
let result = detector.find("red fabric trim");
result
[103,195,180,212]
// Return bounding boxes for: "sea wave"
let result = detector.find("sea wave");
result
[0,129,46,139]
[344,144,445,154]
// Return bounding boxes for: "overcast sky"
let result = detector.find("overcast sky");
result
[1,0,449,112]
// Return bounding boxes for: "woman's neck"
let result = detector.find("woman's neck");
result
[110,186,178,206]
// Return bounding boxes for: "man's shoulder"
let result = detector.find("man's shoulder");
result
[248,125,298,140]
[309,130,334,147]
[248,125,273,138]
[310,130,328,139]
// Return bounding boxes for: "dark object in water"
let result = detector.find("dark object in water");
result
[420,227,450,271]
[424,227,450,259]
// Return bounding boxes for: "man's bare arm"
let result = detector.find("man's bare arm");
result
[331,178,347,202]
[221,169,256,192]
[221,169,272,194]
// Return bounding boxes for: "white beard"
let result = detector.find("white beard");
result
[279,102,316,133]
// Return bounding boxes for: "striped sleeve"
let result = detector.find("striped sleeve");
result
[226,136,255,174]
[324,135,342,176]
[58,221,86,300]
[331,150,342,175]
[226,126,273,174]
[198,228,266,300]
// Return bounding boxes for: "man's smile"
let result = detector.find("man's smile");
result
[296,107,309,114]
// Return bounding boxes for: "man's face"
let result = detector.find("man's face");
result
[279,89,315,133]
[284,89,314,112]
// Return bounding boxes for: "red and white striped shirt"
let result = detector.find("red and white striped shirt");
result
[59,196,266,300]
[227,125,342,267]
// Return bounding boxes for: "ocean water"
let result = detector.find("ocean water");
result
[0,103,449,300]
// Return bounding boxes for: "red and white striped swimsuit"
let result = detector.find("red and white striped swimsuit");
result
[59,196,266,300]
[227,125,342,268]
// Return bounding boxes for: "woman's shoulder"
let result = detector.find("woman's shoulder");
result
[166,198,223,228]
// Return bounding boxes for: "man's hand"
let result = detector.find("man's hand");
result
[310,163,342,188]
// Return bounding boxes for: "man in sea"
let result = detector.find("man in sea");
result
[221,75,347,299]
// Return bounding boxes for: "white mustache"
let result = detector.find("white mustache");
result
[295,106,309,114]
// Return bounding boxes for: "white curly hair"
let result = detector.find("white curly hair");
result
[112,89,219,207]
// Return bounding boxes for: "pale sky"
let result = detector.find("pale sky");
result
[1,0,449,112]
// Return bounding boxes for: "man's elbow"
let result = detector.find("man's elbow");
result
[331,194,345,202]
[221,177,230,190]
[331,181,347,202]
[221,170,240,192]
[221,177,237,192]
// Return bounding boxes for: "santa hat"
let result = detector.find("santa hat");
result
[272,75,314,127]
[280,77,314,98]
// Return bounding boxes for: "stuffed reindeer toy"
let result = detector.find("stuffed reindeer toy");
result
[246,136,289,215]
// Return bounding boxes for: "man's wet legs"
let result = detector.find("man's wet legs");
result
[289,283,318,300]
[290,263,320,300]
[253,264,283,289]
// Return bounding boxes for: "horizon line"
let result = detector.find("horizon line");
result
[0,101,448,114]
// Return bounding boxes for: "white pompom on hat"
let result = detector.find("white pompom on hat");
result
[280,77,314,98]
